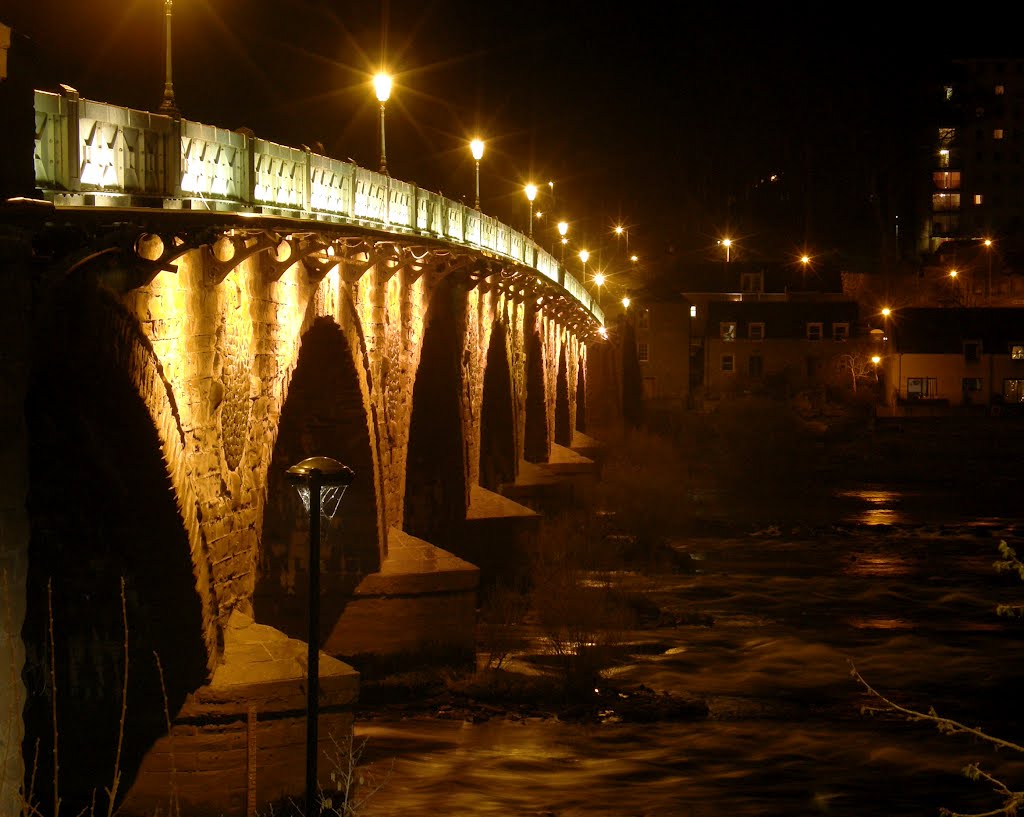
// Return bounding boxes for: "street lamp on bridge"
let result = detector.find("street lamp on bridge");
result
[470,138,484,210]
[557,221,568,264]
[373,72,392,175]
[286,456,355,817]
[158,0,180,117]
[593,271,606,307]
[525,183,538,239]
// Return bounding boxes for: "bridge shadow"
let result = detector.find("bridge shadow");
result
[22,280,208,817]
[257,316,379,646]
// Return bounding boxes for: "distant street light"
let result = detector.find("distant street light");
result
[721,237,732,263]
[984,238,994,302]
[871,355,881,365]
[621,295,631,309]
[470,138,484,210]
[158,0,180,116]
[557,221,568,264]
[373,72,392,175]
[593,271,606,307]
[525,183,538,239]
[881,307,891,318]
[286,456,355,817]
[614,224,630,255]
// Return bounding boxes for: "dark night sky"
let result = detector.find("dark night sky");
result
[1,0,1015,277]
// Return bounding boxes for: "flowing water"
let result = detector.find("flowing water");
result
[354,486,1024,816]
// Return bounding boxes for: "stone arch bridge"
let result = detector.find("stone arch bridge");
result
[0,87,606,816]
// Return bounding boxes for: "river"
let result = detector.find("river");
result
[352,482,1024,816]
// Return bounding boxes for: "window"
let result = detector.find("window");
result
[932,192,961,211]
[1005,379,1024,402]
[939,148,950,168]
[933,171,961,189]
[638,310,650,330]
[944,86,954,101]
[1012,344,1024,359]
[962,377,983,392]
[907,377,938,399]
[833,322,849,341]
[637,342,649,363]
[690,304,697,318]
[721,354,734,372]
[740,272,764,293]
[996,84,1006,95]
[748,355,763,377]
[748,322,765,340]
[975,194,984,205]
[964,341,982,362]
[995,129,1006,140]
[807,322,823,341]
[720,322,737,341]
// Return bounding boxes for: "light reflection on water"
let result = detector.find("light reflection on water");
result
[356,491,1024,817]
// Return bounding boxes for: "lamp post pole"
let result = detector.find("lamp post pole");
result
[286,456,355,817]
[470,139,484,210]
[158,0,179,116]
[525,183,538,239]
[373,73,392,176]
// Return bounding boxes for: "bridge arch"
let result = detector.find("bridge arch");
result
[554,339,571,446]
[22,278,209,816]
[478,318,516,492]
[523,308,549,463]
[576,350,588,432]
[403,276,468,545]
[258,314,380,643]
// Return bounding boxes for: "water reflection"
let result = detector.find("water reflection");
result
[836,488,908,526]
[356,503,1024,817]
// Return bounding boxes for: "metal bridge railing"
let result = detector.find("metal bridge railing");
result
[32,87,604,325]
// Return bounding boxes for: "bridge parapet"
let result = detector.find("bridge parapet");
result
[32,88,603,324]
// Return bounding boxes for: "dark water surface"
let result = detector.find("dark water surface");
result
[355,487,1024,816]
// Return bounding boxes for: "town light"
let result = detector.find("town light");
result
[949,269,958,278]
[373,72,392,174]
[285,456,355,817]
[578,248,589,265]
[525,183,538,239]
[470,138,484,210]
[871,355,881,365]
[881,307,891,317]
[621,296,631,308]
[158,0,179,116]
[721,237,732,263]
[593,272,606,288]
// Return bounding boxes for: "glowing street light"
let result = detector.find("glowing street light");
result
[721,237,732,263]
[557,220,568,264]
[871,355,881,365]
[285,456,355,817]
[984,238,995,302]
[614,224,630,254]
[470,138,484,210]
[881,307,891,318]
[373,72,392,175]
[621,295,631,309]
[579,248,590,288]
[949,268,958,279]
[593,271,606,307]
[525,183,538,239]
[158,0,180,116]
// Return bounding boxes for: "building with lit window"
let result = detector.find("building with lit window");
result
[925,59,1024,255]
[879,307,1024,414]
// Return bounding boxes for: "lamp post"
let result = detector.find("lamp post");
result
[557,221,568,264]
[373,72,392,175]
[984,238,994,302]
[158,0,180,117]
[286,456,355,817]
[579,248,589,283]
[593,271,605,307]
[470,138,484,210]
[721,237,732,263]
[525,183,538,239]
[614,224,630,256]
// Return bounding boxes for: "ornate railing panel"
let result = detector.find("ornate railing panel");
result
[31,88,603,324]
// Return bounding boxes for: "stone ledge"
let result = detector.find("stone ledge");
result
[182,610,359,719]
[466,484,540,521]
[351,527,479,596]
[545,442,597,475]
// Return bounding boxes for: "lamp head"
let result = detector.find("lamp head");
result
[579,249,589,264]
[557,220,568,237]
[373,73,392,103]
[524,183,538,202]
[470,138,484,161]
